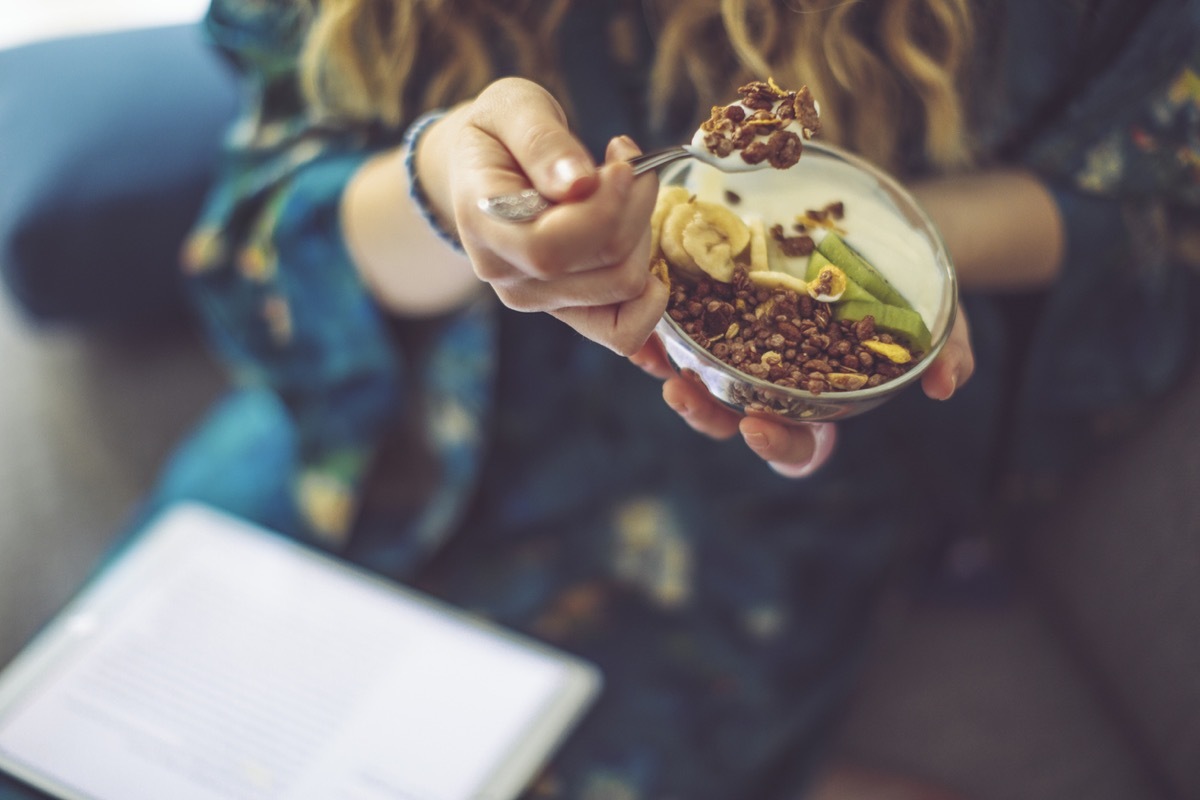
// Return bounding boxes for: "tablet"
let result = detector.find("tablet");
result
[0,503,601,800]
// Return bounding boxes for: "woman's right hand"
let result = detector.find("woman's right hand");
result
[415,78,668,355]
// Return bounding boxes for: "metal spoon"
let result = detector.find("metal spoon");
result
[477,144,698,223]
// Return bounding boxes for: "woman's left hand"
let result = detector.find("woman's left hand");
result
[629,303,975,478]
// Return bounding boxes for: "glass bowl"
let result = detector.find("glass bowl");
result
[653,140,957,423]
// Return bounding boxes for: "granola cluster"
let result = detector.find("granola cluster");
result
[699,80,821,169]
[765,200,847,258]
[665,268,916,395]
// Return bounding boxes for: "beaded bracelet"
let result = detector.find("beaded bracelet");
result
[402,108,464,253]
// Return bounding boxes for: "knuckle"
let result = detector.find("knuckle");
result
[472,259,504,281]
[482,77,538,105]
[610,333,642,358]
[488,76,526,93]
[592,237,626,269]
[523,245,564,280]
[607,265,648,301]
[474,79,566,130]
[494,287,539,313]
[523,121,571,162]
[610,320,652,358]
[460,245,506,283]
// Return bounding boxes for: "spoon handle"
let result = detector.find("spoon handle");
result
[478,145,691,223]
[627,145,691,173]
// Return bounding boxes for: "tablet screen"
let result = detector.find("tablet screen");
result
[0,504,601,800]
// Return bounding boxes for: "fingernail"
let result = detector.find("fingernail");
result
[941,374,958,401]
[553,157,591,192]
[768,425,832,479]
[665,394,689,415]
[810,423,834,458]
[744,431,768,450]
[614,135,641,155]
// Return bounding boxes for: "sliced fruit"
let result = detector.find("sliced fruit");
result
[833,300,933,352]
[747,270,808,296]
[683,201,751,281]
[682,219,739,282]
[862,339,913,364]
[661,199,751,283]
[816,232,911,310]
[747,218,769,272]
[804,262,848,302]
[826,373,869,391]
[649,256,671,289]
[805,251,879,303]
[660,203,704,278]
[651,186,692,260]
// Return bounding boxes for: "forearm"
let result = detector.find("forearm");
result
[911,169,1065,292]
[339,110,482,317]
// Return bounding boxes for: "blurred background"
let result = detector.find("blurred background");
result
[0,3,1197,799]
[0,0,208,49]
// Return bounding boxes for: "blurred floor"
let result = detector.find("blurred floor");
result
[829,589,1162,800]
[0,291,224,666]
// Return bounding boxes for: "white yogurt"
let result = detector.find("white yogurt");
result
[669,148,949,331]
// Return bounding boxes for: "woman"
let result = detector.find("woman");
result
[152,0,1199,797]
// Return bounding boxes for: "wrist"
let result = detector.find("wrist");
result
[411,104,468,244]
[342,113,482,317]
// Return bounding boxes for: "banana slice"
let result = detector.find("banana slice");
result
[862,339,913,364]
[661,199,751,283]
[649,256,671,290]
[747,218,769,272]
[682,222,740,282]
[746,269,809,295]
[660,203,704,278]
[650,186,691,260]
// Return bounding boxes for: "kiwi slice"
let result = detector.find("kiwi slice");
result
[817,232,911,310]
[805,251,881,303]
[834,300,933,353]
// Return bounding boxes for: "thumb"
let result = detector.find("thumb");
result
[472,78,597,201]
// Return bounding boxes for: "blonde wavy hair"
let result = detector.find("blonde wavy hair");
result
[298,0,976,173]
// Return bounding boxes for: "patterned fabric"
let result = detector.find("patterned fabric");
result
[13,1,1182,799]
[997,0,1200,502]
[178,2,495,551]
